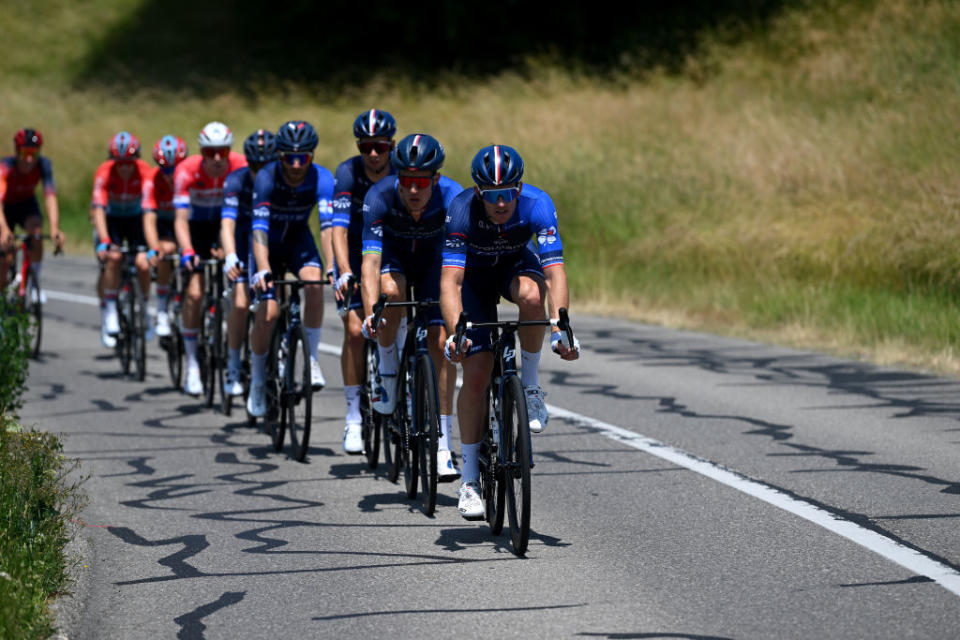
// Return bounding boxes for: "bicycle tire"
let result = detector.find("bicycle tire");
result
[482,395,506,536]
[266,317,285,450]
[286,326,313,462]
[241,313,254,426]
[416,353,439,516]
[502,375,532,556]
[221,303,233,416]
[362,340,381,469]
[23,269,42,359]
[398,354,418,499]
[166,323,183,389]
[117,286,132,376]
[202,301,217,408]
[132,277,146,382]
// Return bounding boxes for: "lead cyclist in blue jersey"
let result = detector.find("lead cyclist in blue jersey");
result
[441,144,581,519]
[220,129,276,397]
[246,120,334,418]
[360,133,462,479]
[331,109,397,453]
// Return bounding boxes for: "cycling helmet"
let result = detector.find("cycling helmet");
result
[152,135,188,168]
[390,134,445,173]
[14,128,42,149]
[276,120,318,153]
[471,144,524,186]
[243,129,277,165]
[198,121,234,148]
[109,131,141,161]
[353,109,397,139]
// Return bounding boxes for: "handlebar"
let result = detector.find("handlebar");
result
[453,307,576,350]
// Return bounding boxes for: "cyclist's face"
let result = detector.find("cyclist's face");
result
[279,152,312,185]
[115,160,136,179]
[477,183,521,224]
[357,136,393,173]
[201,147,231,177]
[15,147,39,172]
[397,171,435,213]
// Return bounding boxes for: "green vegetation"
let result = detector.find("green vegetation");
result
[0,300,84,640]
[3,0,959,373]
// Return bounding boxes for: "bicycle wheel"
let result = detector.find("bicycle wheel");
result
[166,321,183,389]
[131,278,147,382]
[285,326,313,462]
[266,319,285,450]
[116,285,132,376]
[481,395,506,536]
[202,302,218,408]
[502,375,532,556]
[361,340,381,469]
[393,352,417,498]
[241,313,254,426]
[415,353,440,516]
[22,268,42,359]
[221,304,234,416]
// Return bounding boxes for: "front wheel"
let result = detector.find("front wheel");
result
[165,322,183,390]
[131,278,147,382]
[397,357,417,499]
[416,354,439,516]
[116,286,132,376]
[22,269,42,359]
[286,326,313,462]
[502,375,532,556]
[266,320,285,450]
[361,340,381,469]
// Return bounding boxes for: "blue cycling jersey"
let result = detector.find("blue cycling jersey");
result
[361,175,463,256]
[251,161,334,244]
[221,167,254,227]
[442,183,564,270]
[332,156,395,238]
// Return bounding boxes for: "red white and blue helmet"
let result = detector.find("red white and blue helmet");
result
[14,128,42,149]
[198,121,233,148]
[390,133,445,173]
[276,120,318,153]
[353,109,396,139]
[471,144,524,187]
[109,131,141,161]
[243,129,277,165]
[152,135,188,168]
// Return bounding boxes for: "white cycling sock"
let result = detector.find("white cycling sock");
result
[228,348,241,371]
[440,414,453,451]
[378,342,398,376]
[104,290,118,316]
[344,385,361,424]
[156,285,170,312]
[521,349,541,387]
[182,328,199,370]
[305,326,322,360]
[460,441,481,484]
[251,352,267,384]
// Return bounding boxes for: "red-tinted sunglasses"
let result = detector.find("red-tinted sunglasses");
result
[280,152,312,165]
[201,146,230,158]
[358,140,392,154]
[17,147,39,159]
[398,175,433,189]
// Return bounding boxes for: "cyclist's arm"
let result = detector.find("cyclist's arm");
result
[543,263,570,329]
[440,266,464,335]
[332,226,350,277]
[320,224,334,280]
[220,217,237,257]
[142,210,160,253]
[173,206,194,255]
[252,229,270,278]
[0,203,11,247]
[360,251,381,317]
[44,192,63,242]
[90,205,110,246]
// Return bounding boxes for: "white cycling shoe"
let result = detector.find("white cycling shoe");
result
[524,385,549,433]
[101,327,117,349]
[342,422,363,454]
[372,372,398,415]
[437,449,461,482]
[458,481,484,520]
[155,311,171,338]
[184,366,203,397]
[247,382,267,417]
[310,357,326,390]
[223,367,244,397]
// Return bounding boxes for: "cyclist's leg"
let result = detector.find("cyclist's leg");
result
[225,226,251,391]
[505,249,550,431]
[291,230,326,387]
[247,282,279,416]
[102,218,128,335]
[338,248,366,434]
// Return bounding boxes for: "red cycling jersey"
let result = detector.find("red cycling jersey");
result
[0,156,56,205]
[142,168,176,221]
[91,159,152,218]
[173,153,247,223]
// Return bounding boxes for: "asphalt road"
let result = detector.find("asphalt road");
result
[20,256,960,639]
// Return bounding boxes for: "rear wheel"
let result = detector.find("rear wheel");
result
[502,375,532,556]
[116,285,132,376]
[397,356,418,499]
[266,320,285,451]
[416,354,439,516]
[286,326,313,462]
[131,278,146,382]
[22,268,42,359]
[165,322,183,390]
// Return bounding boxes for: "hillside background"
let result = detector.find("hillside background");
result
[3,0,960,373]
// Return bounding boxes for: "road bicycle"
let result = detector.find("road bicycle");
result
[251,276,327,462]
[452,307,575,556]
[221,281,252,417]
[339,275,384,470]
[195,257,226,409]
[113,243,149,381]
[158,254,184,390]
[1,233,59,359]
[372,292,443,516]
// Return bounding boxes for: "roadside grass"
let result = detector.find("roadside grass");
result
[4,0,960,375]
[0,298,85,640]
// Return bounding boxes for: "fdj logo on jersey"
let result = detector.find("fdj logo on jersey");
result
[537,226,558,246]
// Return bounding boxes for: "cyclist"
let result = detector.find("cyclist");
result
[143,135,188,338]
[90,132,154,347]
[220,129,276,397]
[0,128,65,298]
[331,109,397,454]
[440,144,581,519]
[246,120,334,418]
[173,122,247,396]
[360,133,462,479]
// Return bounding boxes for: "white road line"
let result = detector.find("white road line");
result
[46,288,960,597]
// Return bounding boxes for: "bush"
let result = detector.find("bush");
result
[0,296,31,421]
